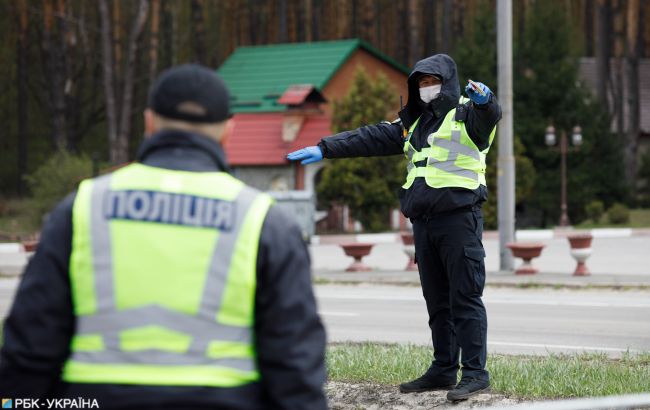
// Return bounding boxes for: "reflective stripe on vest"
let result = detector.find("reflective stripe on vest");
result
[402,99,494,190]
[426,129,480,181]
[63,164,272,387]
[404,117,420,174]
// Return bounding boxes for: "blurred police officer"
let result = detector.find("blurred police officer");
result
[0,64,327,410]
[288,54,501,401]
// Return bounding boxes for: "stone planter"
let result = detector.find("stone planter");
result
[340,243,374,272]
[506,242,545,275]
[400,231,417,271]
[567,233,593,276]
[21,240,39,253]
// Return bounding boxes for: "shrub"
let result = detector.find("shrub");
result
[607,203,630,225]
[318,68,400,232]
[24,151,92,221]
[585,200,604,223]
[638,148,650,206]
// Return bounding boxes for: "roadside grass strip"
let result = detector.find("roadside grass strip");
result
[327,343,650,399]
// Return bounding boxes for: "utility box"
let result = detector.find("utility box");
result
[267,190,316,241]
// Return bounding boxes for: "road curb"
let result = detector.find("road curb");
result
[314,271,650,290]
[314,278,650,290]
[311,228,648,244]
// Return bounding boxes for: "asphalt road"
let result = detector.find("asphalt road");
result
[3,278,649,358]
[316,284,650,357]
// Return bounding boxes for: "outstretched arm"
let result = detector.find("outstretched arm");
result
[287,121,404,164]
[318,121,404,158]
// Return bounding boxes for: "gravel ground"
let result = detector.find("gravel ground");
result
[325,382,523,409]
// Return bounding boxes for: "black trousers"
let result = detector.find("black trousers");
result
[412,208,489,381]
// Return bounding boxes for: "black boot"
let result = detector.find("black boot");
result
[446,377,490,401]
[399,373,457,393]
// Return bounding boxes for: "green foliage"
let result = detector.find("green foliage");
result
[638,149,650,207]
[330,69,396,134]
[607,203,630,225]
[455,2,536,230]
[511,0,626,227]
[482,137,536,229]
[318,68,403,232]
[327,343,650,398]
[455,0,497,89]
[0,199,41,238]
[24,151,92,221]
[585,200,605,223]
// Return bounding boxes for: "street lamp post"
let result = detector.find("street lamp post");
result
[545,124,582,227]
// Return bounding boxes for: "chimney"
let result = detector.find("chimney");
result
[277,84,327,143]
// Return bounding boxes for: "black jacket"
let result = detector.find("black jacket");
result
[0,130,328,410]
[318,54,502,219]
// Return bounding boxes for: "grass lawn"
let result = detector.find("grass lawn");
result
[0,199,40,240]
[327,342,650,399]
[577,208,650,229]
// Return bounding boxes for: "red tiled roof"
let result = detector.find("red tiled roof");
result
[277,84,315,105]
[224,113,332,165]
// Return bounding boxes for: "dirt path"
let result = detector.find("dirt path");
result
[326,382,522,409]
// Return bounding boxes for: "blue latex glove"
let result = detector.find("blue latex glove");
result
[286,146,323,165]
[465,80,491,105]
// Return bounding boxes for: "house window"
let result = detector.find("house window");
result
[270,175,289,191]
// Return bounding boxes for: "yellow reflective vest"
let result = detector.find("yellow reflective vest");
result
[403,98,495,190]
[62,163,273,387]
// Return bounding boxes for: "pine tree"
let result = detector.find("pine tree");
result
[317,68,404,232]
[454,1,535,229]
[514,0,626,226]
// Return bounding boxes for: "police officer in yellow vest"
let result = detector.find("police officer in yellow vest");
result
[0,65,328,409]
[288,54,501,401]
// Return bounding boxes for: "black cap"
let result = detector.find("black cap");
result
[148,64,231,123]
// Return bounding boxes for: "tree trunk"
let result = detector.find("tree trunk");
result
[585,0,594,56]
[113,0,122,79]
[441,0,453,54]
[98,0,119,164]
[424,0,436,56]
[116,0,149,164]
[517,0,526,46]
[42,0,68,150]
[408,0,420,65]
[247,0,258,45]
[57,0,78,152]
[305,0,312,42]
[161,0,173,68]
[191,0,206,64]
[350,0,357,38]
[149,0,160,83]
[278,0,288,42]
[624,0,641,187]
[312,0,320,41]
[336,0,345,38]
[595,0,611,107]
[16,0,29,194]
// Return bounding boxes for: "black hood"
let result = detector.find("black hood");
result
[399,54,460,128]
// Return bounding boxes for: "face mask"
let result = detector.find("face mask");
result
[419,84,442,103]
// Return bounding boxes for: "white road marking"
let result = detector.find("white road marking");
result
[485,299,650,308]
[488,340,639,353]
[319,311,359,317]
[317,293,650,308]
